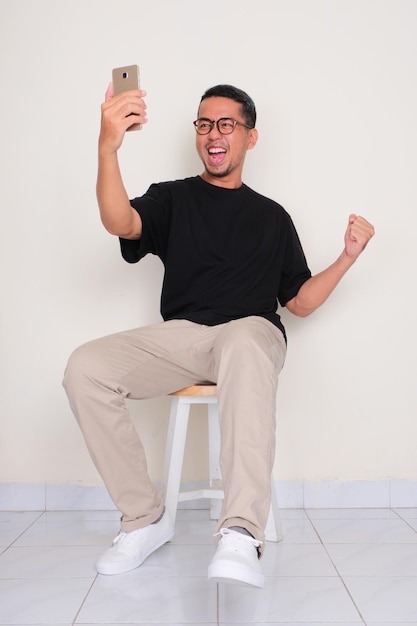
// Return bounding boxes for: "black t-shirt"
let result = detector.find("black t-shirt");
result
[120,176,311,339]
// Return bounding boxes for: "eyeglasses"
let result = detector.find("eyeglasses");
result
[193,117,253,135]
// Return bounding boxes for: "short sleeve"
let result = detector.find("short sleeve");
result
[277,216,311,306]
[119,183,172,264]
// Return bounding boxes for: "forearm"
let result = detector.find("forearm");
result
[95,85,146,239]
[286,249,355,317]
[96,151,141,239]
[286,214,375,317]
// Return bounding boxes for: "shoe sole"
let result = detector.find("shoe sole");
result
[96,527,175,575]
[208,560,264,588]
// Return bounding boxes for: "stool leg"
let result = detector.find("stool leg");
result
[265,480,283,542]
[208,402,222,519]
[162,397,190,527]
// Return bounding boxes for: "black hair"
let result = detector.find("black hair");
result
[200,84,257,128]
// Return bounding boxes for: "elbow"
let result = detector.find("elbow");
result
[102,222,119,236]
[295,308,314,318]
[101,218,141,239]
[285,297,316,318]
[100,220,124,237]
[290,307,315,318]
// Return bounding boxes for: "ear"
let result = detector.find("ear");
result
[247,128,258,150]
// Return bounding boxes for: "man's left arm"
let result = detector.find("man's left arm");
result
[285,214,375,318]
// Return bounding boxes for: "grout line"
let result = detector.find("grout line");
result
[71,574,98,626]
[0,511,45,555]
[305,509,367,625]
[394,511,417,534]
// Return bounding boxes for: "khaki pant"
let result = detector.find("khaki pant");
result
[63,316,286,545]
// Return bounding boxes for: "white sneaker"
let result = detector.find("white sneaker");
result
[96,512,175,575]
[207,528,264,588]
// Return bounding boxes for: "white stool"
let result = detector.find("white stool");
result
[161,384,282,542]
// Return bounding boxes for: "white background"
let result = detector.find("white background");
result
[0,0,415,490]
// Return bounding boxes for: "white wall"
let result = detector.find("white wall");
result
[1,0,416,495]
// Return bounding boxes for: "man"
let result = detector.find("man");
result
[63,83,374,588]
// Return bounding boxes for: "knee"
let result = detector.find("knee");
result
[62,340,102,397]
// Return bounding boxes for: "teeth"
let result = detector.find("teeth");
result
[209,148,226,154]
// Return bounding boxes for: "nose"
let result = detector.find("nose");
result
[207,121,221,138]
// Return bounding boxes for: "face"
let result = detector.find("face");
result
[195,96,258,188]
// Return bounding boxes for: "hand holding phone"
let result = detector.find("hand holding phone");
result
[112,64,142,131]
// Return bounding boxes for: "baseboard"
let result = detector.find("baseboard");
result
[1,480,417,511]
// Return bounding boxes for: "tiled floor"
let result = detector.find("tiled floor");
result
[1,508,417,625]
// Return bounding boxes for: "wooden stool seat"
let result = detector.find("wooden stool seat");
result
[162,384,282,542]
[169,385,218,397]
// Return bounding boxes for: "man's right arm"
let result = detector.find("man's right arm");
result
[96,84,148,240]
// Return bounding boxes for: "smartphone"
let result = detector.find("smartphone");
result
[112,64,141,131]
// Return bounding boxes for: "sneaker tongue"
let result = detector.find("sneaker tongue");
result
[112,532,125,545]
[220,528,262,552]
[229,525,254,539]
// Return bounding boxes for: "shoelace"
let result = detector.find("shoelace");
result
[112,531,135,546]
[214,528,263,555]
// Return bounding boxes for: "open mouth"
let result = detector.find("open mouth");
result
[207,146,227,165]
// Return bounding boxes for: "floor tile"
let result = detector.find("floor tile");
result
[176,508,214,520]
[404,518,417,532]
[0,545,101,578]
[2,508,416,625]
[170,517,217,544]
[12,519,119,547]
[390,480,417,508]
[394,507,417,519]
[76,574,217,623]
[311,517,417,543]
[124,542,214,578]
[276,508,309,520]
[0,522,36,548]
[219,623,363,626]
[41,510,121,522]
[218,576,362,622]
[307,507,399,519]
[262,542,338,577]
[326,542,417,576]
[0,512,42,524]
[304,480,390,509]
[46,484,115,511]
[0,484,45,511]
[0,578,94,624]
[344,576,417,622]
[279,517,320,543]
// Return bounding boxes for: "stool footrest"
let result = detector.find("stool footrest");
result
[177,488,224,502]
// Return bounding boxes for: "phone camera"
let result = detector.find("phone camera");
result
[122,72,128,79]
